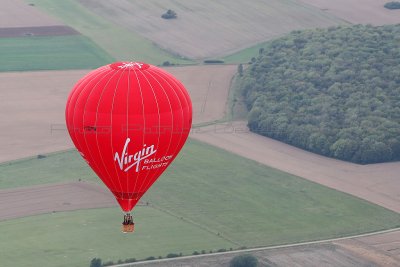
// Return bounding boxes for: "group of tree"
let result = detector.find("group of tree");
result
[90,253,260,267]
[230,254,259,267]
[240,24,400,164]
[90,257,137,267]
[384,2,400,9]
[89,248,236,266]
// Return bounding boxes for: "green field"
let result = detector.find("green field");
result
[223,42,270,64]
[1,139,399,266]
[26,0,193,65]
[0,207,232,267]
[0,35,114,71]
[0,150,97,189]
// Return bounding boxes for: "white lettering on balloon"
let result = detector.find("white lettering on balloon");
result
[118,62,143,69]
[114,138,157,172]
[114,138,174,173]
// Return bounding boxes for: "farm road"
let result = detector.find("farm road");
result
[109,228,400,267]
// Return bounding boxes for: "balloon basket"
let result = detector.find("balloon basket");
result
[122,223,135,233]
[122,213,134,233]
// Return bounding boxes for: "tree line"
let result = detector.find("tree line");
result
[240,24,400,164]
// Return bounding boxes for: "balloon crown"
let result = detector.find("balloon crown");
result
[110,61,150,71]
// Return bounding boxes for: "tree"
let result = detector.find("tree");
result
[238,64,244,76]
[161,9,177,19]
[89,258,102,267]
[230,254,258,267]
[384,2,400,9]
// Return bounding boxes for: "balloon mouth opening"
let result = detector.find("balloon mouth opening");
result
[110,61,150,71]
[113,191,144,212]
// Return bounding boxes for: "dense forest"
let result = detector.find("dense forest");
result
[240,24,400,164]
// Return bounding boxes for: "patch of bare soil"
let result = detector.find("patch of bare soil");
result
[0,0,62,28]
[298,0,400,25]
[0,182,117,221]
[0,26,79,38]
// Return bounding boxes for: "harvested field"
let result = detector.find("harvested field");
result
[0,65,234,162]
[0,0,61,28]
[0,70,88,162]
[298,0,400,25]
[167,65,237,124]
[0,25,79,38]
[0,182,117,221]
[78,0,343,59]
[337,238,400,266]
[348,230,400,260]
[191,122,400,214]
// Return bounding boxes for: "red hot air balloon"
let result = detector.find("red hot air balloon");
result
[65,62,192,232]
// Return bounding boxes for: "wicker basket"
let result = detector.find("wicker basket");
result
[122,224,135,233]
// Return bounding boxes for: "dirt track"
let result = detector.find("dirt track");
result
[0,182,117,221]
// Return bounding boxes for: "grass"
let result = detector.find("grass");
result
[0,35,114,71]
[1,139,399,264]
[0,206,232,267]
[26,0,194,65]
[0,150,97,189]
[144,140,400,247]
[225,74,249,121]
[223,42,269,64]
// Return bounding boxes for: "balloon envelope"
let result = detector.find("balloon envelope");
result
[65,62,192,212]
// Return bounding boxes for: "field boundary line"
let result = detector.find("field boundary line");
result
[149,203,241,246]
[109,227,400,266]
